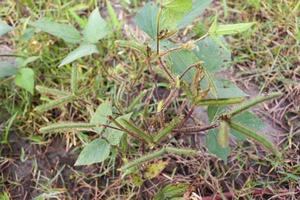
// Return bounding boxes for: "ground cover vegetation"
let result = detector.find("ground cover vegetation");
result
[0,0,299,199]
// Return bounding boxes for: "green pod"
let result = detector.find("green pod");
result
[195,97,245,106]
[217,121,230,148]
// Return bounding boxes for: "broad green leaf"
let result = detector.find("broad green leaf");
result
[168,50,198,83]
[154,183,188,200]
[134,2,159,39]
[206,129,230,162]
[212,22,255,36]
[231,111,266,140]
[207,105,266,141]
[161,0,192,30]
[75,138,110,166]
[19,56,39,67]
[90,101,112,134]
[194,37,231,73]
[21,27,35,41]
[59,44,99,67]
[203,69,218,97]
[0,21,13,36]
[15,68,34,94]
[0,61,18,78]
[201,77,247,99]
[206,106,230,161]
[31,18,81,44]
[178,0,213,29]
[103,113,132,146]
[83,8,110,43]
[150,39,178,52]
[214,80,247,99]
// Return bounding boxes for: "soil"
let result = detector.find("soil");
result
[0,132,102,199]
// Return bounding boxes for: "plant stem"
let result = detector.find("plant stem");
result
[158,57,176,83]
[153,116,183,143]
[120,146,197,171]
[40,123,97,133]
[173,124,218,134]
[71,65,78,95]
[39,122,122,133]
[119,119,154,144]
[34,95,76,113]
[109,116,153,144]
[226,92,282,117]
[156,4,162,54]
[179,61,203,80]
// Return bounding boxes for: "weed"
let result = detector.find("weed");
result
[0,0,298,199]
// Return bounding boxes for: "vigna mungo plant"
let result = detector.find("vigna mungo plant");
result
[33,0,281,173]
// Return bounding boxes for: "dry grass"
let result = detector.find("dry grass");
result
[0,0,300,199]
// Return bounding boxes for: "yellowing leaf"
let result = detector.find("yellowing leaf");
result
[211,22,255,36]
[131,173,144,186]
[217,121,229,148]
[145,160,168,179]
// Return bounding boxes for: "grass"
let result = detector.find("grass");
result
[0,0,299,199]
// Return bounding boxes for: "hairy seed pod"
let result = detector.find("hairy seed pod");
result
[217,121,229,148]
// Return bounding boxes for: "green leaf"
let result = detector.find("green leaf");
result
[90,101,112,134]
[0,192,10,200]
[203,69,218,97]
[0,21,13,36]
[15,68,35,94]
[154,183,188,200]
[206,129,230,162]
[75,138,110,166]
[178,0,213,29]
[212,22,255,36]
[0,61,18,78]
[194,37,231,73]
[59,44,99,67]
[231,111,266,140]
[31,18,81,44]
[83,8,110,43]
[206,106,230,162]
[214,79,247,99]
[104,113,132,146]
[19,56,39,67]
[134,2,159,39]
[168,50,198,83]
[228,121,280,157]
[106,0,121,30]
[161,0,192,30]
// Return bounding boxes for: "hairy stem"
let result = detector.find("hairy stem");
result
[120,146,197,171]
[226,92,282,117]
